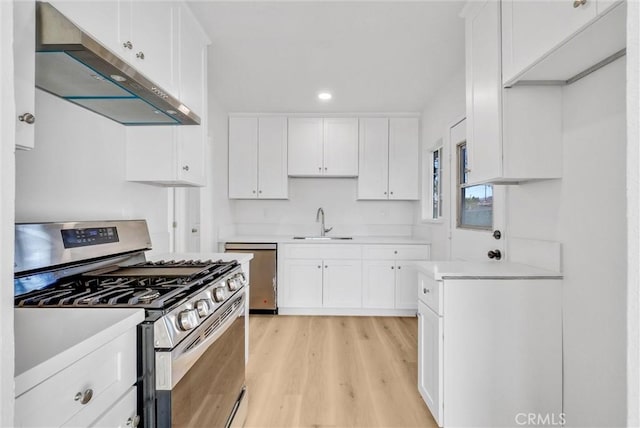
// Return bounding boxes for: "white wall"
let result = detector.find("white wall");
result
[1,2,16,425]
[15,90,172,255]
[505,58,627,426]
[413,69,466,260]
[229,178,415,237]
[560,56,627,427]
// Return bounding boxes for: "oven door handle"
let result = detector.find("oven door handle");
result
[156,292,246,390]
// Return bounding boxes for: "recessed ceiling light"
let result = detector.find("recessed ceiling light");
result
[318,92,332,101]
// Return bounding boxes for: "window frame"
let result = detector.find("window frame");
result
[422,141,444,223]
[456,142,493,231]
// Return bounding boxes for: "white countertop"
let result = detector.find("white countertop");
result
[147,252,254,264]
[414,261,563,280]
[14,308,144,397]
[221,235,430,245]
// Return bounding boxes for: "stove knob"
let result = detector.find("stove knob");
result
[213,287,226,303]
[195,299,210,318]
[177,309,200,331]
[236,272,247,286]
[227,278,238,292]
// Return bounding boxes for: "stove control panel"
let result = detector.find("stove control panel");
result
[177,309,200,331]
[61,226,119,248]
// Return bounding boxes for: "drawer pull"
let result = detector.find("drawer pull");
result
[74,388,93,405]
[423,288,430,294]
[573,0,587,7]
[127,415,141,427]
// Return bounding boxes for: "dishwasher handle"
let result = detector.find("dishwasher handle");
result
[225,242,277,251]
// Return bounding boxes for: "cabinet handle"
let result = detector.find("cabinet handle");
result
[258,190,262,194]
[317,265,321,269]
[390,191,394,195]
[318,167,322,172]
[394,250,398,254]
[18,113,35,124]
[74,388,93,405]
[398,266,402,270]
[384,191,387,195]
[127,416,141,427]
[423,288,430,294]
[573,0,587,7]
[324,265,328,269]
[252,190,256,194]
[324,167,327,171]
[123,40,133,49]
[182,165,190,171]
[136,51,145,60]
[391,266,394,270]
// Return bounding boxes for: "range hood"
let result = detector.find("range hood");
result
[35,2,200,126]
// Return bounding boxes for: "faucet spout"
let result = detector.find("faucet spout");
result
[316,207,332,237]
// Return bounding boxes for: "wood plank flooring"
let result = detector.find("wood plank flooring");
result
[245,315,437,428]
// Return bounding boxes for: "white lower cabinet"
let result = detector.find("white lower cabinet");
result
[14,328,138,428]
[279,243,428,315]
[282,259,324,308]
[417,300,443,427]
[416,268,562,427]
[88,386,138,428]
[281,257,362,309]
[323,259,362,308]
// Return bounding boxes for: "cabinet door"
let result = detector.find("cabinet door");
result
[323,259,362,308]
[288,118,323,176]
[258,117,288,199]
[126,127,176,183]
[357,118,389,200]
[128,1,177,95]
[362,260,396,309]
[417,301,443,427]
[229,117,259,198]
[49,1,122,56]
[388,118,419,200]
[282,259,323,308]
[177,4,206,116]
[14,0,35,150]
[395,262,418,310]
[501,0,597,83]
[323,118,359,176]
[177,127,205,186]
[465,1,502,185]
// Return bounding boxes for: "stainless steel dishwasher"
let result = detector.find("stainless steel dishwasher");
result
[225,242,278,314]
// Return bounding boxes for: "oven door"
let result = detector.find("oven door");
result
[155,290,247,428]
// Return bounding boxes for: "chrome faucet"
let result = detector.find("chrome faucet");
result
[316,207,333,237]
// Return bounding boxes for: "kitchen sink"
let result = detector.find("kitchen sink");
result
[292,236,353,240]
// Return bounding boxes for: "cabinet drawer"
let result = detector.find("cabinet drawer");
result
[15,329,137,428]
[363,245,429,260]
[83,386,138,428]
[284,244,362,259]
[418,272,442,315]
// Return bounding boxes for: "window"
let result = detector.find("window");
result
[431,147,443,219]
[457,143,493,229]
[423,142,443,222]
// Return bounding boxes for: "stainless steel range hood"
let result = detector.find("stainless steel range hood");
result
[35,2,200,126]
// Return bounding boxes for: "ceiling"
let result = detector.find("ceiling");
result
[187,1,466,113]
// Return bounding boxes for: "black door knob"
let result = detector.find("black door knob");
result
[487,249,502,260]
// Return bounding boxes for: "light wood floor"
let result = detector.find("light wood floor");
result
[245,315,437,428]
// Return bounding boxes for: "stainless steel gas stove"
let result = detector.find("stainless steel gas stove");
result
[14,220,248,428]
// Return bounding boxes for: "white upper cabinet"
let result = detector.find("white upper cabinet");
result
[357,118,389,199]
[501,0,626,86]
[125,3,208,187]
[358,117,419,200]
[288,117,358,177]
[49,1,178,98]
[14,0,36,150]
[322,118,359,176]
[388,118,420,200]
[125,1,177,95]
[229,116,288,199]
[464,1,562,185]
